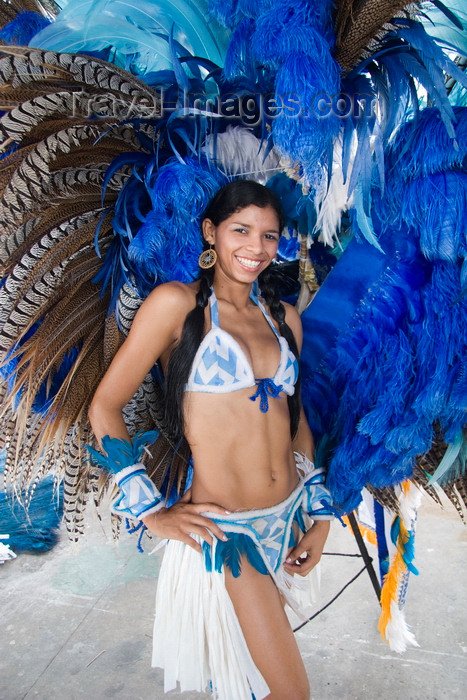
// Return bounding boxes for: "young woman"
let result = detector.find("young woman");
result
[89,180,334,700]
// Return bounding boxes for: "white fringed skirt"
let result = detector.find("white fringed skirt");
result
[152,455,321,700]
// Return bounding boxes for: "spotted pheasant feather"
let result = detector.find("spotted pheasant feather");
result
[0,40,166,536]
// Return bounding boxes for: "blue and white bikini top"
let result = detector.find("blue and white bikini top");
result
[185,288,299,412]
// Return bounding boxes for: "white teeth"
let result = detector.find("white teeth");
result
[237,256,261,269]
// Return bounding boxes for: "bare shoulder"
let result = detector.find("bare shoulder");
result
[128,282,198,348]
[283,301,303,349]
[140,281,197,318]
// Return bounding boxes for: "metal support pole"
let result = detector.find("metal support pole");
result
[347,510,382,602]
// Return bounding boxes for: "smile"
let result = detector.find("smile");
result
[236,256,262,269]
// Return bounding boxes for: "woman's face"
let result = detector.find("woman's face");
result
[202,205,280,283]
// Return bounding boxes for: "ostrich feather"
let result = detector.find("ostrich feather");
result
[208,0,267,30]
[0,10,51,46]
[402,172,467,261]
[272,51,340,187]
[386,106,467,181]
[126,158,228,288]
[252,1,335,69]
[203,125,281,182]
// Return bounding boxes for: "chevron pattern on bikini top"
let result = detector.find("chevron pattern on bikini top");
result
[189,326,255,391]
[185,289,298,396]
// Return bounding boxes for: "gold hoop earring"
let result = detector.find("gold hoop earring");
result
[198,246,217,269]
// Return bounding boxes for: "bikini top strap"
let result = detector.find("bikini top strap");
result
[209,287,220,328]
[209,287,280,339]
[249,291,280,339]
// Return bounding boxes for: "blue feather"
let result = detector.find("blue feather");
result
[253,0,335,68]
[302,211,466,513]
[168,24,191,92]
[0,473,63,554]
[0,11,51,46]
[127,158,228,288]
[352,184,384,252]
[387,107,467,180]
[97,146,227,308]
[212,533,268,577]
[402,172,467,261]
[266,172,318,238]
[272,50,340,186]
[208,0,268,30]
[428,0,465,31]
[428,432,467,485]
[222,18,256,82]
[87,430,159,474]
[396,19,467,90]
[30,0,229,76]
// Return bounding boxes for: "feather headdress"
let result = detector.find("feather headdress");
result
[0,0,466,650]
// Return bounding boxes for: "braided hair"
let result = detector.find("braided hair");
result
[150,181,301,494]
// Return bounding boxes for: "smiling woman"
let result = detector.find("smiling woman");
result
[202,202,281,280]
[88,180,334,700]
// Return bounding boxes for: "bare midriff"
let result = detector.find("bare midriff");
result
[184,387,299,512]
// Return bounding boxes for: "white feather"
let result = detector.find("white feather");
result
[203,126,281,184]
[399,482,422,528]
[382,600,420,654]
[313,135,354,247]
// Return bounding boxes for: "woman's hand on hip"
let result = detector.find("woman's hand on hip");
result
[142,489,230,553]
[283,519,331,577]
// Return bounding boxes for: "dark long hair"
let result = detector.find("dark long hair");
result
[149,181,301,494]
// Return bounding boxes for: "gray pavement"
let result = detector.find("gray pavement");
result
[1,494,466,700]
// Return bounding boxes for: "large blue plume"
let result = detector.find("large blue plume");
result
[301,106,467,513]
[128,158,228,289]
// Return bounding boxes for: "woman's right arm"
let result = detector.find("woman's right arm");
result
[88,282,229,551]
[88,282,188,445]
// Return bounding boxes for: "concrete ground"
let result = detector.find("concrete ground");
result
[1,493,466,700]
